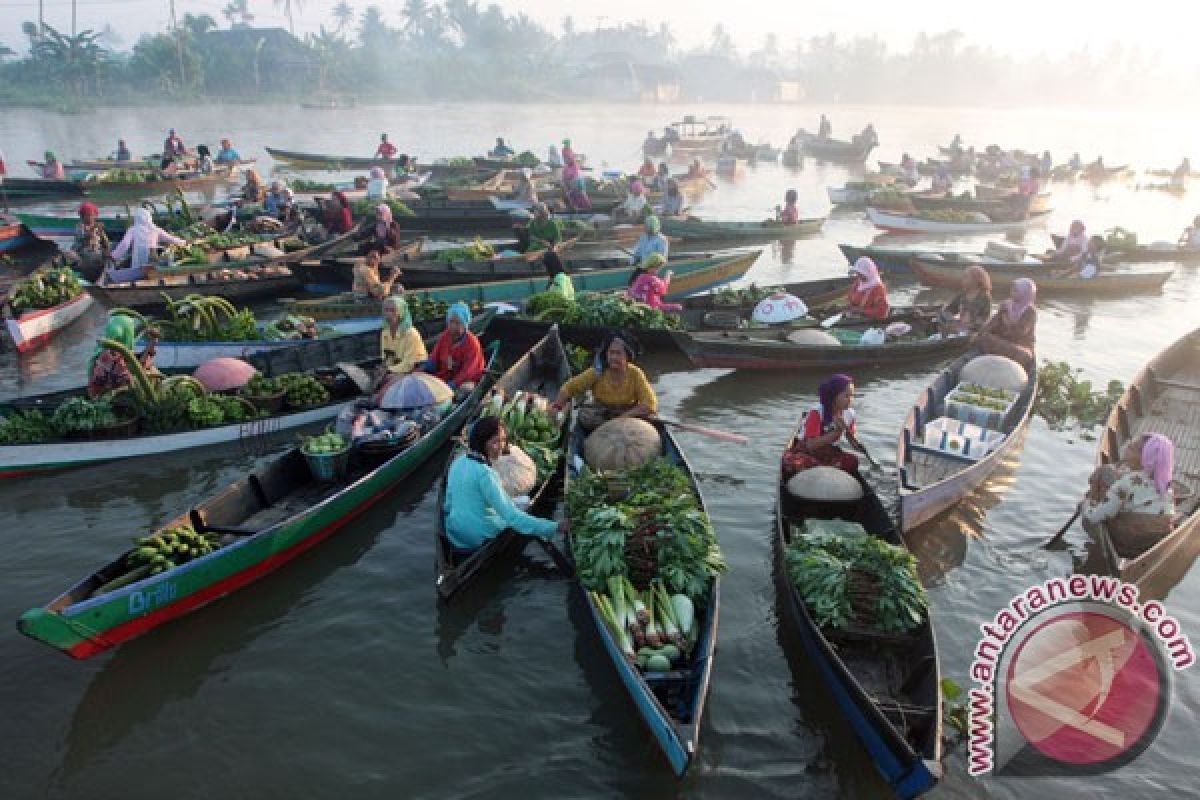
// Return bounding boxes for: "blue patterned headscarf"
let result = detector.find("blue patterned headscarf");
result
[446,301,471,329]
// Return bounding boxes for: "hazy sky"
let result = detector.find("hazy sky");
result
[0,0,1190,65]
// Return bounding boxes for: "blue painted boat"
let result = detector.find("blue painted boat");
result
[0,214,36,253]
[565,421,719,776]
[775,435,943,797]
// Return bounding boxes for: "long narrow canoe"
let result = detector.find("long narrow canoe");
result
[89,269,302,310]
[838,244,938,275]
[16,345,500,659]
[0,178,87,200]
[911,192,1053,216]
[483,275,852,356]
[293,250,761,321]
[798,134,876,163]
[434,328,571,600]
[287,238,424,293]
[1050,234,1200,265]
[910,254,1174,295]
[264,147,411,171]
[1082,328,1200,597]
[565,420,719,776]
[776,446,942,797]
[671,323,972,370]
[661,216,825,241]
[897,351,1038,531]
[867,207,1051,235]
[4,293,95,354]
[0,316,494,479]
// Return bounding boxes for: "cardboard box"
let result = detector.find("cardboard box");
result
[918,415,1007,461]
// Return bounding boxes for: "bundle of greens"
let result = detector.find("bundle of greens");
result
[352,198,414,218]
[50,397,121,434]
[114,296,260,343]
[785,522,927,634]
[710,284,783,307]
[478,389,566,484]
[435,237,496,263]
[0,410,60,444]
[1035,360,1123,434]
[525,291,682,331]
[9,265,83,316]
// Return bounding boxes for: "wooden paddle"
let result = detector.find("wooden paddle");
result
[1042,502,1082,549]
[652,416,748,444]
[846,431,880,469]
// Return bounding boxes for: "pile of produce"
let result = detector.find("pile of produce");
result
[89,169,160,184]
[162,242,212,267]
[50,397,122,434]
[1035,360,1123,433]
[918,209,991,224]
[785,521,927,634]
[435,237,496,263]
[95,526,224,595]
[478,389,565,485]
[562,219,593,235]
[114,296,259,343]
[0,410,61,444]
[240,373,284,399]
[1104,226,1138,250]
[278,373,330,408]
[567,459,724,671]
[8,265,83,315]
[711,284,783,307]
[290,179,339,192]
[949,385,1013,412]
[442,157,475,168]
[867,188,915,210]
[405,295,484,323]
[160,221,212,239]
[301,430,348,455]
[351,198,414,218]
[525,291,682,331]
[514,151,541,167]
[566,344,590,375]
[260,314,320,340]
[185,394,255,427]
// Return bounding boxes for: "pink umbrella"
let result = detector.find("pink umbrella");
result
[193,357,258,391]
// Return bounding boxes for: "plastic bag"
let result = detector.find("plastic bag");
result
[859,327,886,345]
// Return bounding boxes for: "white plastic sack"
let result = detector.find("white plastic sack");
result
[859,328,886,345]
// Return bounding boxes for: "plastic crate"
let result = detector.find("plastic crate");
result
[944,383,1017,429]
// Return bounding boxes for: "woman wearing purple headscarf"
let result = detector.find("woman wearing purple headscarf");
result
[356,203,404,255]
[1085,433,1176,549]
[782,373,860,476]
[979,277,1037,366]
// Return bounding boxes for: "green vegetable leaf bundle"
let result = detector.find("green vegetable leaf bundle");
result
[9,265,83,316]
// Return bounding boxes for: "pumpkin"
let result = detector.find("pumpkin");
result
[493,444,538,497]
[786,466,864,502]
[193,357,257,391]
[584,417,661,471]
[787,329,840,346]
[960,354,1028,392]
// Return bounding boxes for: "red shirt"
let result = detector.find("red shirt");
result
[428,330,485,388]
[802,407,856,442]
[376,141,398,160]
[847,282,889,320]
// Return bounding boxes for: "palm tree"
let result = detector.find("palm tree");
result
[332,1,353,35]
[222,0,254,28]
[273,0,304,36]
[182,13,218,38]
[30,24,107,94]
[402,0,428,36]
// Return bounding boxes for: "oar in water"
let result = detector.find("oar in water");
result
[1041,503,1082,549]
[652,416,748,444]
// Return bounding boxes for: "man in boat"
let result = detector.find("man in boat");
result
[818,114,832,139]
[353,250,401,301]
[553,332,657,432]
[443,415,566,555]
[1084,433,1176,554]
[375,133,398,161]
[216,138,241,164]
[490,137,516,159]
[65,202,111,279]
[782,373,861,476]
[116,139,132,162]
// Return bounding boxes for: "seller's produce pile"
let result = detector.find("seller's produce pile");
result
[525,291,681,330]
[94,525,225,595]
[435,237,496,264]
[9,265,83,315]
[478,389,565,484]
[567,459,725,673]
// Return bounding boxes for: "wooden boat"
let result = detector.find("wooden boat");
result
[266,146,418,172]
[797,133,876,163]
[838,244,937,274]
[1083,327,1200,592]
[910,192,1053,217]
[0,214,37,253]
[79,172,234,197]
[866,207,1051,235]
[433,328,571,600]
[661,216,825,241]
[565,418,719,776]
[0,177,86,200]
[293,250,760,322]
[1050,234,1200,265]
[287,238,424,292]
[4,290,95,354]
[897,351,1038,530]
[89,266,302,310]
[671,320,972,370]
[483,275,851,356]
[909,254,1174,295]
[667,115,731,157]
[16,344,500,658]
[775,451,942,797]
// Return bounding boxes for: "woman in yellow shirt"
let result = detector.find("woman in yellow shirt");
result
[553,333,657,430]
[375,295,428,388]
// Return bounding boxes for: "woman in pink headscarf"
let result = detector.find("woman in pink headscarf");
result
[1084,433,1176,549]
[616,179,648,221]
[1045,220,1088,262]
[561,158,590,211]
[845,257,889,321]
[979,277,1036,365]
[357,203,403,255]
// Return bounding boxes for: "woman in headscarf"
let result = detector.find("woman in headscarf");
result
[420,302,485,390]
[637,157,657,180]
[525,202,562,252]
[1084,433,1177,548]
[939,265,992,333]
[324,190,354,236]
[375,294,427,387]
[1047,220,1088,262]
[553,332,657,431]
[561,159,591,211]
[628,254,681,312]
[242,169,265,204]
[514,167,539,206]
[357,203,404,255]
[561,139,576,165]
[87,314,158,399]
[782,373,861,476]
[353,250,401,301]
[264,180,294,218]
[777,189,800,224]
[616,179,648,221]
[543,250,574,299]
[628,215,669,279]
[70,202,111,281]
[41,152,65,180]
[443,414,566,554]
[366,166,390,201]
[660,178,686,216]
[109,208,186,279]
[845,257,889,321]
[979,277,1037,365]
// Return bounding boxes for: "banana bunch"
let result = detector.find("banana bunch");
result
[95,526,224,595]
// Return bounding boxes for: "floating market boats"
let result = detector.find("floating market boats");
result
[4,276,95,354]
[16,344,501,659]
[671,317,972,370]
[0,177,86,201]
[292,250,760,322]
[1050,234,1200,265]
[89,265,302,310]
[909,254,1174,295]
[565,419,719,776]
[910,191,1053,217]
[775,449,942,797]
[866,207,1051,235]
[660,216,825,241]
[434,327,571,600]
[1083,327,1200,591]
[897,351,1038,531]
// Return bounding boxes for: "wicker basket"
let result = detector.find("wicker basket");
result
[243,390,285,413]
[303,446,351,482]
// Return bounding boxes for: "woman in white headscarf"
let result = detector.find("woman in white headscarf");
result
[514,167,538,205]
[366,166,390,200]
[109,208,186,279]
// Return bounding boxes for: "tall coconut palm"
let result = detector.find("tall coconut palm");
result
[274,0,304,36]
[222,0,255,28]
[332,1,353,35]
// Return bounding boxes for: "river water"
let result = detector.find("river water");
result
[1,103,1197,799]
